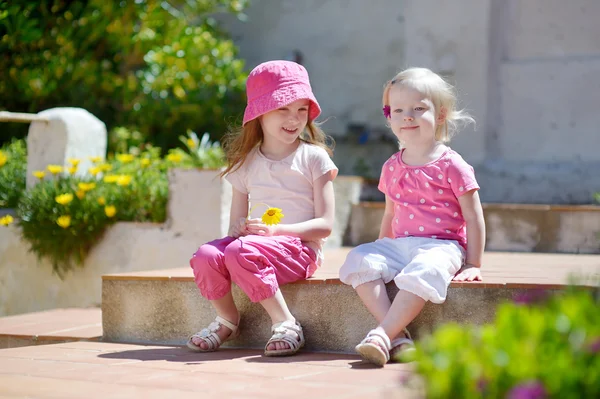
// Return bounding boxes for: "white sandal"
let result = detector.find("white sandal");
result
[264,320,305,357]
[355,329,391,367]
[389,328,416,362]
[186,316,240,352]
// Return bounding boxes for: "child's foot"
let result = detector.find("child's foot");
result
[187,316,239,352]
[264,320,305,356]
[389,328,416,362]
[355,328,391,367]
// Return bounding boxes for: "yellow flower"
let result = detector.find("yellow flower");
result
[89,156,102,163]
[56,215,71,228]
[262,207,284,226]
[99,163,112,172]
[76,190,85,200]
[140,158,151,168]
[47,165,63,175]
[116,154,134,163]
[68,166,78,175]
[67,158,81,167]
[103,175,119,183]
[116,175,132,186]
[0,215,14,226]
[186,138,196,148]
[55,193,74,205]
[0,151,7,168]
[33,170,46,179]
[105,205,116,218]
[166,153,182,163]
[78,182,96,192]
[88,166,101,176]
[97,196,106,206]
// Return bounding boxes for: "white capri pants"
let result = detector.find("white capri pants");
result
[339,237,464,303]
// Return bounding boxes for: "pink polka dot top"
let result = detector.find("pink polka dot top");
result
[378,148,480,249]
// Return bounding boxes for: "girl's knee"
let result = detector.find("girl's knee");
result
[339,248,385,288]
[190,243,224,273]
[223,239,244,265]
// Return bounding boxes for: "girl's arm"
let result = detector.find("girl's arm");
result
[454,189,485,281]
[246,172,335,241]
[378,195,395,239]
[228,187,249,238]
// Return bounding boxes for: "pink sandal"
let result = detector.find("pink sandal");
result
[389,328,416,362]
[355,329,391,367]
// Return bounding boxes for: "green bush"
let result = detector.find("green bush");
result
[0,139,27,208]
[167,130,226,169]
[17,150,169,277]
[404,288,600,398]
[0,0,248,149]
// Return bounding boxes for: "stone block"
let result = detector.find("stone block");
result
[26,108,106,188]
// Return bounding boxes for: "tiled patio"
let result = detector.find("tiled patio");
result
[0,341,417,398]
[1,249,598,397]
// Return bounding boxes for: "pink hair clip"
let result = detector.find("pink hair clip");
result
[382,105,391,118]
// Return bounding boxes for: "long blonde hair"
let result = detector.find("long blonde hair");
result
[220,118,334,177]
[382,67,475,142]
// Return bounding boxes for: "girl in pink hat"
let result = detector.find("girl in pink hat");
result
[187,60,338,356]
[339,67,485,366]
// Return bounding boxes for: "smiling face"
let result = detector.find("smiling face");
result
[259,99,310,150]
[388,84,439,147]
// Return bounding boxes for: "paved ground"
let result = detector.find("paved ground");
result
[0,341,419,398]
[1,249,598,397]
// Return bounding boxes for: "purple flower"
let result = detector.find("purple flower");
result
[587,337,600,353]
[476,377,488,393]
[383,105,391,118]
[507,381,547,399]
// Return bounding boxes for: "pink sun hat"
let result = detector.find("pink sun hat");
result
[242,60,321,126]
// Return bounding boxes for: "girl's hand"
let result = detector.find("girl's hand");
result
[228,217,249,238]
[453,264,482,282]
[246,218,278,237]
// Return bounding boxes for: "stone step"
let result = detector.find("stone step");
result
[0,308,102,349]
[101,248,599,353]
[347,202,600,253]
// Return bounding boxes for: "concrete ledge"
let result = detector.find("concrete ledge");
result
[101,249,599,353]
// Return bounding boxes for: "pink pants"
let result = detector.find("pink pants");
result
[190,235,317,303]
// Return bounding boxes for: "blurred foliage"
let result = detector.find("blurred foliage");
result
[0,139,27,208]
[402,287,600,399]
[170,129,226,169]
[0,0,248,150]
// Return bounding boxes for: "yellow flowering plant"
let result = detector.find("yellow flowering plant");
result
[0,214,14,226]
[17,146,169,277]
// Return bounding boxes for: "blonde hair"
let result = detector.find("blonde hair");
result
[382,67,475,142]
[220,118,334,177]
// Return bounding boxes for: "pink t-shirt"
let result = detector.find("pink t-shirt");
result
[378,148,479,249]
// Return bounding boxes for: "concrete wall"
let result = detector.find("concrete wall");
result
[218,0,408,137]
[218,0,600,203]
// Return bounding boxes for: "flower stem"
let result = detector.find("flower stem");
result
[247,202,270,220]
